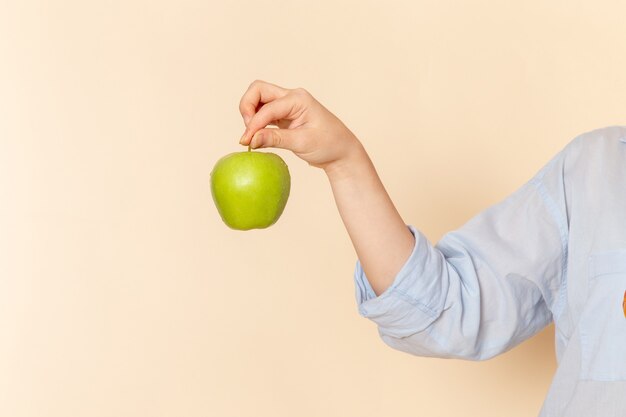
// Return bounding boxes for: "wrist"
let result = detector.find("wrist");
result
[323,139,373,182]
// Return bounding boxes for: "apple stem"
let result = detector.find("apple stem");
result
[247,145,251,152]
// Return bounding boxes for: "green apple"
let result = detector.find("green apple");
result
[210,148,291,230]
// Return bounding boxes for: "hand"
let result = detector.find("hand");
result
[240,81,414,297]
[238,80,363,172]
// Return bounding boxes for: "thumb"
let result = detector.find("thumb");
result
[249,128,302,152]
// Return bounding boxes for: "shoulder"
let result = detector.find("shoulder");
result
[556,125,626,176]
[529,125,626,224]
[564,125,626,159]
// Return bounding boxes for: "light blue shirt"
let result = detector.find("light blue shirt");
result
[354,125,626,417]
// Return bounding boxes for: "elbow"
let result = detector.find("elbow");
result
[377,322,507,361]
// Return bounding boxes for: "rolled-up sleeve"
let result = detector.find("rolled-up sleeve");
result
[355,225,448,337]
[354,148,569,361]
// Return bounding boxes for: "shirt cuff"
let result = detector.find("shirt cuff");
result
[353,224,445,338]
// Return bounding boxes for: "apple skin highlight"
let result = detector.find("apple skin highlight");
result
[210,150,291,230]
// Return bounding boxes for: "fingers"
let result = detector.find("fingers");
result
[239,80,289,126]
[239,94,302,145]
[249,127,308,152]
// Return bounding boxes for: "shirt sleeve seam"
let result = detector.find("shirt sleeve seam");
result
[387,286,439,319]
[529,175,569,320]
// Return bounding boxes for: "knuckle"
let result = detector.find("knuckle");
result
[293,87,309,97]
[272,130,282,147]
[238,98,248,113]
[250,79,264,88]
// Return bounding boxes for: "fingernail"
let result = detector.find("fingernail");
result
[239,129,248,144]
[251,132,263,148]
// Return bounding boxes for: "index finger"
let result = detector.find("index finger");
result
[239,80,289,125]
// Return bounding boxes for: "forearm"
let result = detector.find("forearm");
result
[237,80,415,293]
[324,140,415,296]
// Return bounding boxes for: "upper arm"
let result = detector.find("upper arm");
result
[354,147,569,360]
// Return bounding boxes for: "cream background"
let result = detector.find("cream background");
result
[1,1,625,416]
